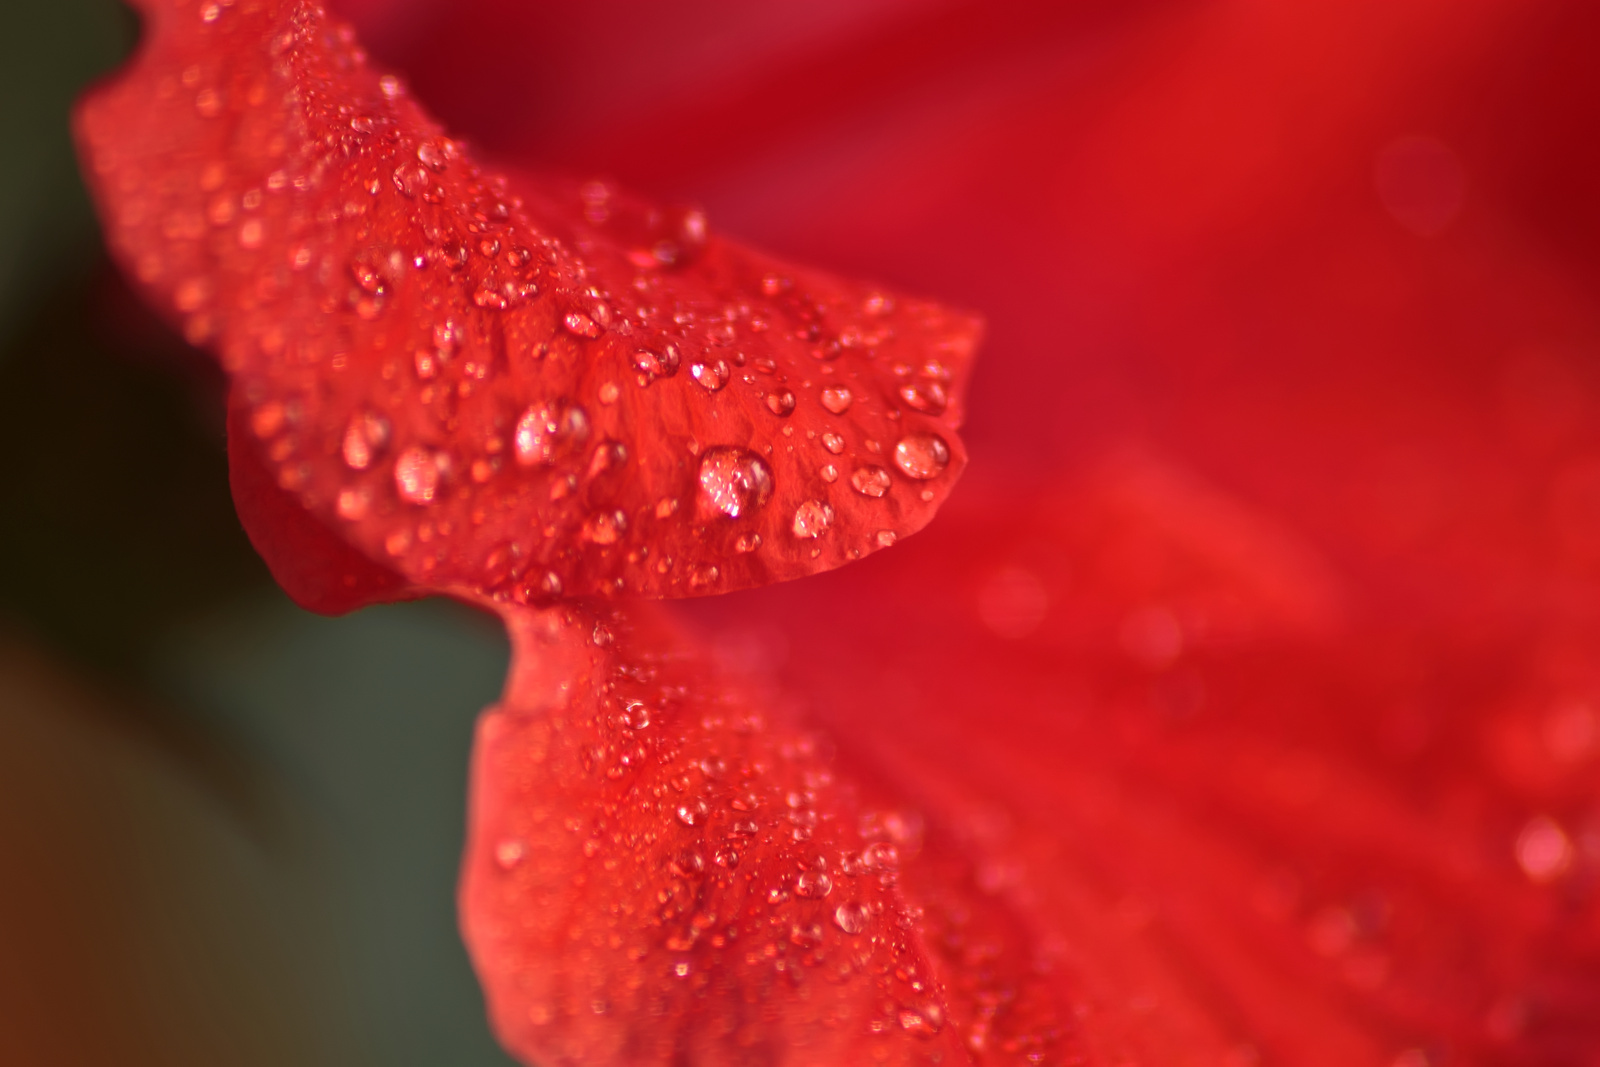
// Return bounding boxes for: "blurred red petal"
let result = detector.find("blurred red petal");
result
[74,0,976,605]
[688,457,1600,1066]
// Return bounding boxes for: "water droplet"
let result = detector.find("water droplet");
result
[336,486,371,520]
[341,411,390,470]
[820,433,845,455]
[494,839,527,869]
[833,902,870,934]
[598,381,620,404]
[690,359,729,391]
[898,1004,945,1039]
[892,434,949,480]
[669,849,705,878]
[697,448,774,520]
[898,381,947,415]
[735,532,762,553]
[820,386,853,414]
[515,403,590,466]
[619,700,651,730]
[394,447,440,504]
[416,140,449,172]
[792,500,834,539]
[564,311,601,338]
[1515,815,1573,884]
[850,465,891,498]
[820,464,838,483]
[795,870,833,899]
[875,530,897,548]
[676,799,709,827]
[766,390,796,417]
[633,346,680,381]
[582,509,627,545]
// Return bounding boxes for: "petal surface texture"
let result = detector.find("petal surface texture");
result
[74,0,978,603]
[460,602,1078,1066]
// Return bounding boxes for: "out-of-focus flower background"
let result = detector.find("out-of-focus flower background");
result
[6,0,1600,1063]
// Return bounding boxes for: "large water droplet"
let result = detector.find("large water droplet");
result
[850,465,891,498]
[697,448,774,520]
[892,434,949,480]
[792,500,834,539]
[394,447,440,504]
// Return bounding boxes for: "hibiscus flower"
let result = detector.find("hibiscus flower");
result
[67,0,1600,1064]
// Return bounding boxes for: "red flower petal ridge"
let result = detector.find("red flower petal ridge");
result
[73,0,978,603]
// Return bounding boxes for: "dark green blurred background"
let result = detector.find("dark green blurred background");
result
[0,3,518,1063]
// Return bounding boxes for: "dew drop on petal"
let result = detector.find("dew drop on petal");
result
[795,870,833,899]
[820,432,845,455]
[697,447,774,520]
[341,411,390,470]
[690,359,729,391]
[582,509,627,545]
[875,530,898,548]
[792,500,834,539]
[833,901,870,934]
[676,799,709,827]
[394,447,440,504]
[892,433,950,480]
[494,839,527,869]
[515,403,589,466]
[850,465,891,498]
[898,381,948,415]
[820,386,853,414]
[766,389,796,417]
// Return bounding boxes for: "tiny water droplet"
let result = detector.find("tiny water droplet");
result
[875,530,897,548]
[697,448,774,520]
[735,532,762,553]
[792,500,834,539]
[820,433,845,455]
[850,465,891,498]
[892,434,950,480]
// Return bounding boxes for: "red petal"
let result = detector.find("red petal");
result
[226,387,415,614]
[687,458,1600,1065]
[73,0,977,605]
[460,601,1079,1066]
